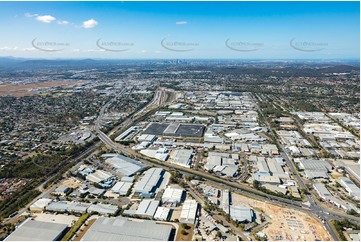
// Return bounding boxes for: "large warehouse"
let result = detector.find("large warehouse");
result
[5,219,68,241]
[80,217,173,241]
[143,122,205,137]
[134,168,164,198]
[103,154,147,176]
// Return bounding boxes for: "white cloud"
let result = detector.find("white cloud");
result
[0,46,36,51]
[82,19,98,29]
[24,12,38,18]
[0,46,19,51]
[57,20,69,25]
[176,21,187,25]
[36,15,56,23]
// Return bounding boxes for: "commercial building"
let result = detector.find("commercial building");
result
[162,187,184,205]
[134,168,164,198]
[179,200,198,224]
[5,219,68,241]
[81,217,173,241]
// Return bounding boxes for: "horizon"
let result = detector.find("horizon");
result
[0,1,359,59]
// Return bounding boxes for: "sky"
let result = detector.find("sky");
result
[0,1,359,59]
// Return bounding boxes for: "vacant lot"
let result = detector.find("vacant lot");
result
[0,81,83,97]
[232,193,332,241]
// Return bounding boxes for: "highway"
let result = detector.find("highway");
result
[93,90,358,241]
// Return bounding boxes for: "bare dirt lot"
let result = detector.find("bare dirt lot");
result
[232,193,332,241]
[0,81,83,97]
[60,177,81,189]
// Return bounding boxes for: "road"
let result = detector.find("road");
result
[184,179,249,241]
[254,93,342,240]
[3,143,101,225]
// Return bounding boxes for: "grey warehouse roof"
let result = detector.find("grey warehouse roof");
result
[5,219,68,241]
[105,154,147,176]
[81,217,172,241]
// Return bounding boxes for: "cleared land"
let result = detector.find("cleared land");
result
[0,81,83,97]
[232,193,332,241]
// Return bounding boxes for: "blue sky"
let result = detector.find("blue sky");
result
[0,1,359,59]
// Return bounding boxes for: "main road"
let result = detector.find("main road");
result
[95,89,356,240]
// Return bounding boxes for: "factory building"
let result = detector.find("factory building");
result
[162,187,184,205]
[171,149,194,168]
[81,217,173,241]
[86,170,115,188]
[103,154,147,176]
[5,219,68,241]
[338,177,360,200]
[179,200,198,224]
[29,198,52,212]
[111,181,132,196]
[154,207,171,221]
[229,206,255,223]
[134,168,164,198]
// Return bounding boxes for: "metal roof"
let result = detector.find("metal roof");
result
[5,219,68,241]
[105,154,147,176]
[134,168,163,195]
[88,203,118,215]
[81,217,172,241]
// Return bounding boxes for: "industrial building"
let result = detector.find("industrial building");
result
[313,183,353,211]
[204,152,239,177]
[103,154,147,176]
[124,200,160,218]
[179,199,198,224]
[29,198,52,212]
[46,201,91,214]
[338,177,360,200]
[81,217,173,241]
[134,168,164,198]
[5,219,68,241]
[111,181,132,195]
[87,203,118,215]
[86,170,114,188]
[171,149,194,168]
[295,158,332,179]
[229,206,255,222]
[162,187,184,205]
[114,126,142,142]
[154,207,171,221]
[222,190,230,214]
[143,122,205,137]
